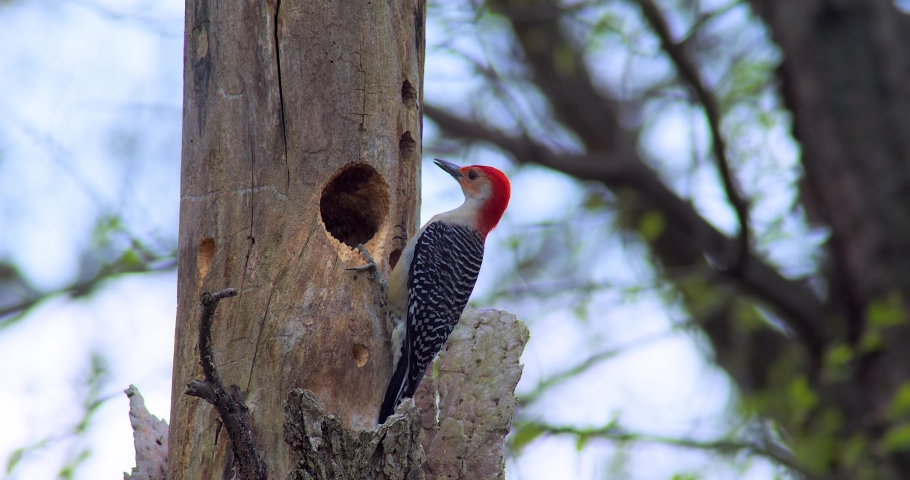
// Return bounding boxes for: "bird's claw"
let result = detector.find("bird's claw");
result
[392,224,408,245]
[347,244,381,280]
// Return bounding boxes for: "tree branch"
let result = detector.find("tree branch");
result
[0,254,176,328]
[184,288,266,480]
[424,105,827,362]
[635,0,751,274]
[517,421,807,476]
[490,0,633,155]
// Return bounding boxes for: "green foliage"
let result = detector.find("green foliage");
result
[823,343,854,381]
[787,377,817,424]
[867,293,905,328]
[575,432,591,452]
[638,210,665,242]
[671,474,701,480]
[4,352,111,479]
[859,331,883,353]
[553,44,577,76]
[5,447,24,474]
[0,213,176,329]
[825,344,853,370]
[859,292,906,355]
[883,424,910,452]
[841,434,868,469]
[58,449,91,480]
[676,275,719,318]
[889,383,910,420]
[718,59,776,112]
[509,423,547,453]
[733,300,766,332]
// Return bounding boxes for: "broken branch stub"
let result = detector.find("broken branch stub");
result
[284,309,528,479]
[124,385,169,480]
[416,309,529,478]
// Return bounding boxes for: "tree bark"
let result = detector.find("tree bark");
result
[748,1,910,477]
[168,0,425,477]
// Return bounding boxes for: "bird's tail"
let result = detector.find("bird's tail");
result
[378,351,409,425]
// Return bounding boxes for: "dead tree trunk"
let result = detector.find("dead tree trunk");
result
[168,0,425,477]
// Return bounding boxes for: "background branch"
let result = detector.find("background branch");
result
[424,104,827,359]
[635,0,751,273]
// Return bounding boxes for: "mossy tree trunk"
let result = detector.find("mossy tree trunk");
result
[167,0,425,477]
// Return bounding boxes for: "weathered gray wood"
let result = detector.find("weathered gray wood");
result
[169,0,425,477]
[415,309,530,479]
[124,386,169,480]
[284,391,425,480]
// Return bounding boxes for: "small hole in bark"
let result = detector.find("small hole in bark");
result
[197,238,215,286]
[388,248,402,271]
[352,344,369,367]
[399,132,416,161]
[401,80,416,107]
[320,164,390,248]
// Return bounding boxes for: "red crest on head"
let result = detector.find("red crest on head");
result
[463,165,510,238]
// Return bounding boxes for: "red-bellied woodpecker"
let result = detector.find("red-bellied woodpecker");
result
[350,158,511,424]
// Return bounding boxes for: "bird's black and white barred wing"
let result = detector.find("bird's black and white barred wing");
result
[377,221,485,423]
[402,221,484,397]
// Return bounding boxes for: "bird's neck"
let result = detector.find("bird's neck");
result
[434,196,504,240]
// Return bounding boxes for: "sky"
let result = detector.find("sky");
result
[0,0,817,478]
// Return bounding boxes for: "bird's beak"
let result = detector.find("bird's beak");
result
[434,158,463,179]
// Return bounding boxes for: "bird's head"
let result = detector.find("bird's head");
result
[434,158,511,237]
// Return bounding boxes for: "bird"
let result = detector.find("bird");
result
[350,158,511,424]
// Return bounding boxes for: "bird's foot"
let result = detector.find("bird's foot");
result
[392,224,408,245]
[347,244,383,282]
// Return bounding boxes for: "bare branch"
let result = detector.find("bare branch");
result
[518,329,678,406]
[183,288,266,480]
[490,0,628,154]
[518,421,807,476]
[0,252,177,328]
[635,0,751,274]
[424,105,828,361]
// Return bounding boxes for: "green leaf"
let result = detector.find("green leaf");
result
[6,448,23,473]
[553,44,576,75]
[883,424,910,451]
[120,249,142,268]
[859,329,884,352]
[867,294,905,328]
[789,377,818,416]
[575,433,590,452]
[671,474,700,480]
[510,423,546,452]
[825,344,853,369]
[860,331,883,353]
[890,383,910,419]
[842,434,867,468]
[638,211,665,242]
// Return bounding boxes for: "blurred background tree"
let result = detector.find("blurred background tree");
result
[3,0,910,478]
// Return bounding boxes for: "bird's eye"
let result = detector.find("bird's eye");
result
[468,171,479,180]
